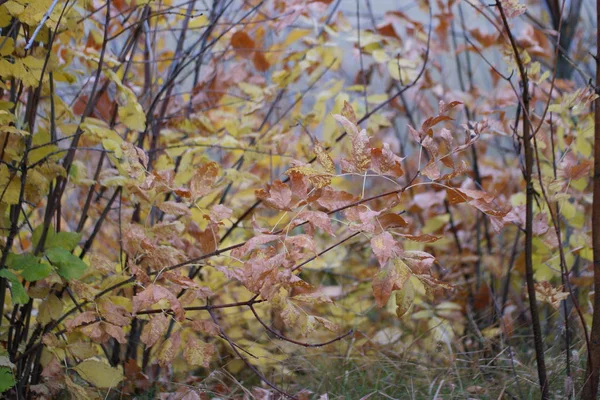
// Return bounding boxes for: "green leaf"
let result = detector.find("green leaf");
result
[45,248,88,280]
[5,252,51,281]
[0,367,15,393]
[73,360,124,389]
[0,270,28,304]
[31,224,54,252]
[46,231,82,251]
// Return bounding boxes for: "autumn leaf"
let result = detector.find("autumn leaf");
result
[255,180,292,210]
[140,313,169,347]
[73,360,124,389]
[132,284,185,321]
[184,335,215,368]
[395,279,415,318]
[314,140,335,174]
[158,331,181,367]
[371,232,397,267]
[372,258,411,307]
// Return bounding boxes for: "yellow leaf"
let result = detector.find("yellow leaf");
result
[189,14,208,29]
[0,37,14,56]
[314,140,335,174]
[73,359,124,389]
[183,336,215,368]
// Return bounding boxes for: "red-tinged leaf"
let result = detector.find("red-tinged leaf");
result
[341,100,357,124]
[255,180,292,210]
[66,311,98,331]
[422,160,440,180]
[446,188,467,204]
[141,313,169,347]
[397,233,441,243]
[230,31,255,55]
[190,319,221,336]
[371,232,397,266]
[370,145,404,178]
[333,114,359,137]
[103,322,127,344]
[372,258,411,307]
[292,210,334,235]
[190,162,220,198]
[157,201,190,217]
[184,336,215,368]
[132,284,185,321]
[316,187,358,211]
[158,331,181,367]
[231,234,281,258]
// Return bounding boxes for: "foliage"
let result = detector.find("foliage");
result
[0,0,598,399]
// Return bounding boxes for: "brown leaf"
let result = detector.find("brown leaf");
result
[98,298,131,326]
[190,162,220,198]
[230,31,255,56]
[132,284,185,321]
[285,165,332,189]
[446,188,467,205]
[103,322,127,343]
[422,160,440,180]
[292,210,334,235]
[255,180,292,210]
[66,311,98,331]
[253,51,270,72]
[231,234,281,258]
[370,145,404,178]
[190,319,221,336]
[316,187,358,212]
[140,313,169,347]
